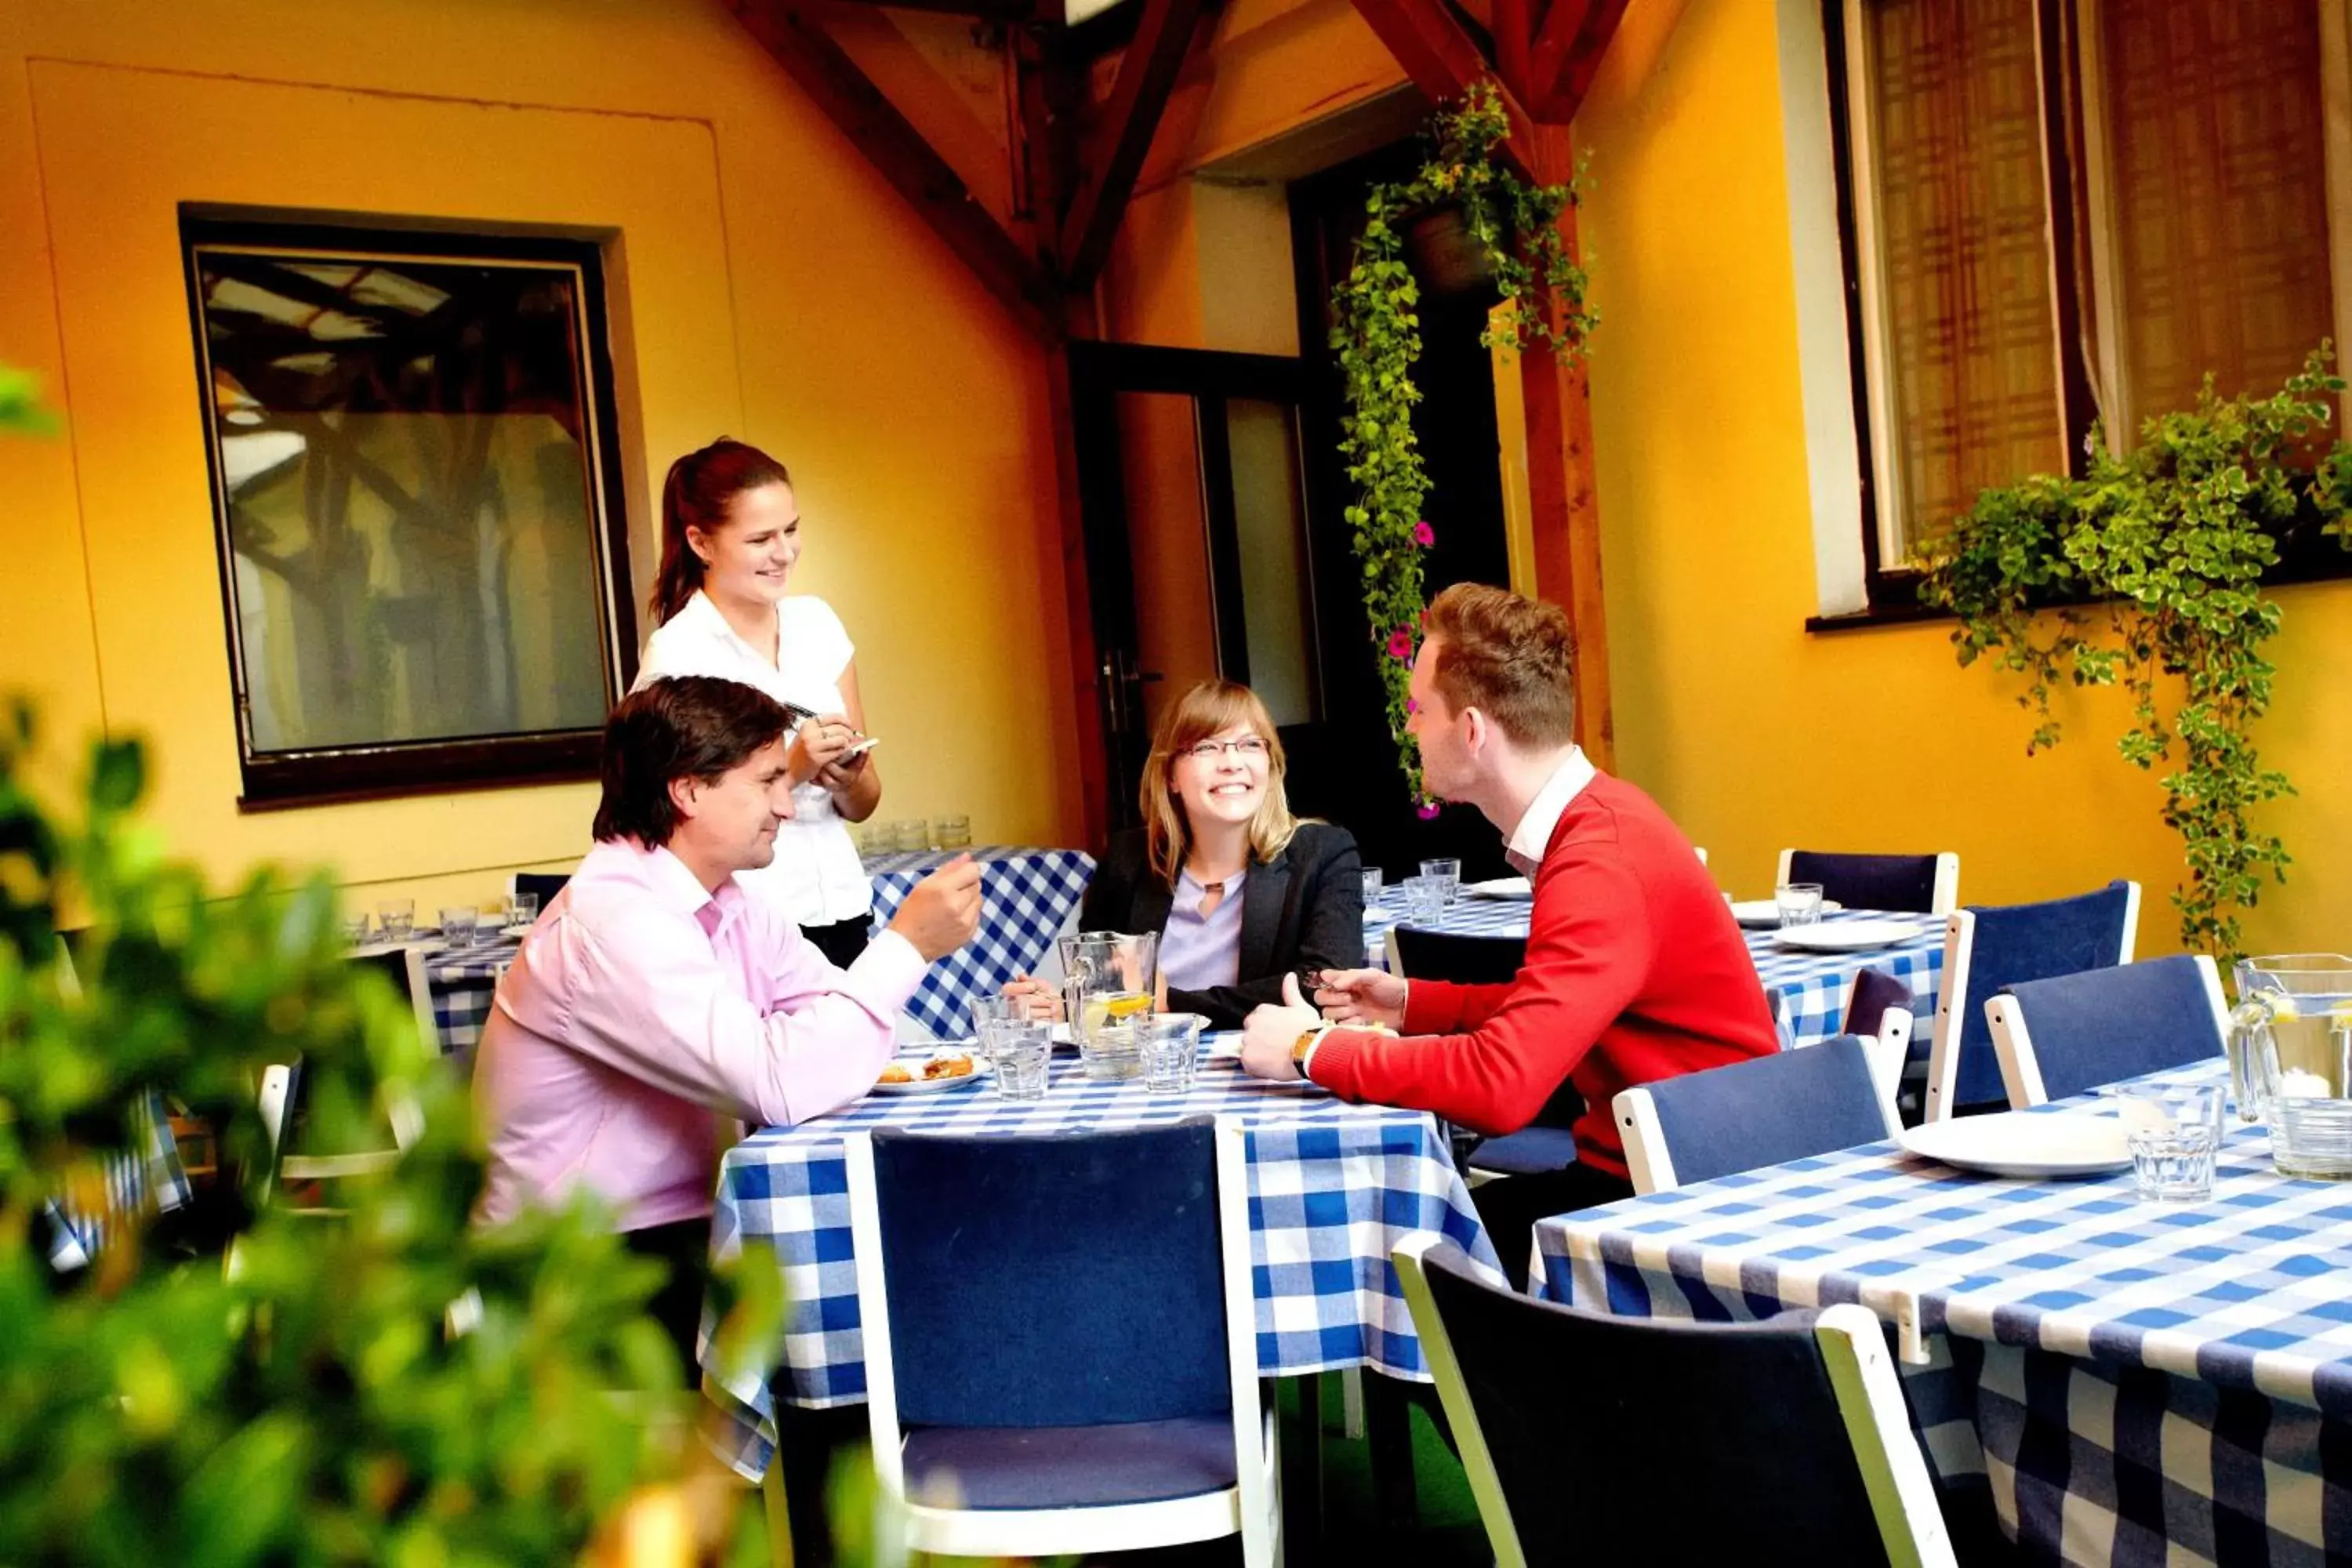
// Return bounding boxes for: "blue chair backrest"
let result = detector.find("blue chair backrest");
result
[1388,927,1525,985]
[1786,851,1938,913]
[1949,880,2134,1108]
[1842,966,1915,1039]
[2002,956,2221,1102]
[869,1120,1232,1429]
[513,872,570,908]
[1414,1240,1904,1564]
[1642,1035,1891,1185]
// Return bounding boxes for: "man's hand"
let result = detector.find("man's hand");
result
[885,855,981,962]
[1240,973,1322,1082]
[1312,967,1407,1029]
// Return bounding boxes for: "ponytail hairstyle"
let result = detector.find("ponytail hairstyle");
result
[650,438,794,625]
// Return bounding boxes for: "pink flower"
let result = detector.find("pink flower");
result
[1413,520,1436,547]
[1386,628,1414,661]
[1416,801,1441,820]
[1405,698,1419,714]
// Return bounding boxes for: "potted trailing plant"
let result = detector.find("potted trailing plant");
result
[1913,348,2352,958]
[1329,82,1595,803]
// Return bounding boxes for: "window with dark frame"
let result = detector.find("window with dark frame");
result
[1824,0,2347,611]
[183,216,637,807]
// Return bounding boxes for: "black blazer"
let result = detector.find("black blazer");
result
[1079,822,1365,1031]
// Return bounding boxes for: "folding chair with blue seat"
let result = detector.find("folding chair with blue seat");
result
[1842,965,1920,1119]
[1777,849,1961,916]
[1392,1234,1958,1567]
[1984,953,2228,1109]
[1384,926,1581,1180]
[1613,1033,1900,1195]
[842,1116,1278,1566]
[1923,880,2140,1123]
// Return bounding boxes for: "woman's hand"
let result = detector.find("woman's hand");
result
[1001,975,1065,1023]
[789,713,858,781]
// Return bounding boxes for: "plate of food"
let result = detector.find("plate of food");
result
[1729,898,1842,929]
[871,1049,988,1095]
[1896,1110,2132,1178]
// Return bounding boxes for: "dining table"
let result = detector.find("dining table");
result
[1534,1059,2352,1565]
[698,1044,1506,1483]
[1366,887,1947,1048]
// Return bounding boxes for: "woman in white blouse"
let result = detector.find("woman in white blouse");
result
[633,438,883,965]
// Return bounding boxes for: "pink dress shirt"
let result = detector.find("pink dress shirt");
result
[473,837,924,1230]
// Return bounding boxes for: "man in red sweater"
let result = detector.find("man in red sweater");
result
[1241,583,1779,1283]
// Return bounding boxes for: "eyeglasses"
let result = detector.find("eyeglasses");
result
[1181,737,1270,763]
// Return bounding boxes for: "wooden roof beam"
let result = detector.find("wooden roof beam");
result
[1345,0,1544,178]
[728,0,1061,341]
[1530,0,1628,122]
[814,0,1045,20]
[1056,0,1214,290]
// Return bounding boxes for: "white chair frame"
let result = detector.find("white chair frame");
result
[842,1116,1280,1566]
[1985,953,2228,1109]
[1775,849,1962,917]
[1922,882,2140,1123]
[1391,1233,1957,1568]
[1613,1036,1901,1196]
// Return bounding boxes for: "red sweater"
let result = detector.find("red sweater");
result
[1309,773,1779,1178]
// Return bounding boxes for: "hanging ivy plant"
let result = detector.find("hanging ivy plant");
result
[1330,82,1594,804]
[1914,347,2352,958]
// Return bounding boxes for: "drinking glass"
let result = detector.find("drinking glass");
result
[339,911,372,945]
[1420,858,1462,905]
[1141,1014,1206,1094]
[376,898,416,942]
[1362,866,1385,904]
[505,891,540,931]
[985,1020,1053,1102]
[1776,882,1825,927]
[1402,874,1447,928]
[971,993,1020,1041]
[1059,930,1159,1081]
[934,815,972,851]
[2118,1082,2224,1201]
[438,907,480,950]
[896,820,931,854]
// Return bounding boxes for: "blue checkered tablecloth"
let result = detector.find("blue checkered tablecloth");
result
[1534,1061,2352,1563]
[863,845,1094,1040]
[701,1048,1505,1479]
[46,1090,191,1271]
[1366,891,1944,1048]
[424,941,514,1057]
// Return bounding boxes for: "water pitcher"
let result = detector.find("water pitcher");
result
[1058,930,1159,1081]
[2229,953,2352,1179]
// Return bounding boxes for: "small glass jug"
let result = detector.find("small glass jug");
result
[2229,953,2352,1179]
[1058,931,1159,1081]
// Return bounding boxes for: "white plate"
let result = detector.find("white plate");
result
[1730,898,1843,929]
[1464,877,1534,900]
[1896,1111,2131,1178]
[499,924,534,939]
[1772,917,1932,953]
[869,1052,989,1096]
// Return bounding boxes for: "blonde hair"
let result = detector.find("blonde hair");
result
[1141,681,1301,887]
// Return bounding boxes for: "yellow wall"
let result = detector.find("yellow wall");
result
[1107,0,2352,956]
[0,0,1077,916]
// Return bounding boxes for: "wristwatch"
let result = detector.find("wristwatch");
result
[1291,1024,1331,1072]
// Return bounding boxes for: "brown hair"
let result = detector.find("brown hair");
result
[592,676,793,847]
[650,437,794,624]
[1422,583,1577,748]
[1139,681,1301,887]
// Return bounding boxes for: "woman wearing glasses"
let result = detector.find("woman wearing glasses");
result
[1007,680,1363,1031]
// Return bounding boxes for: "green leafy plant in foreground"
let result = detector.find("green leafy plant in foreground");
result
[1915,349,2352,959]
[1330,81,1594,804]
[0,700,780,1566]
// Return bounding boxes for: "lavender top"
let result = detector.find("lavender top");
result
[1159,866,1248,993]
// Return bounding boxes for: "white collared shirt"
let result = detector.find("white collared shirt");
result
[633,590,872,925]
[1502,746,1598,877]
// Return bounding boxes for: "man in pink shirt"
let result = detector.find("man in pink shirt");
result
[474,675,979,1370]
